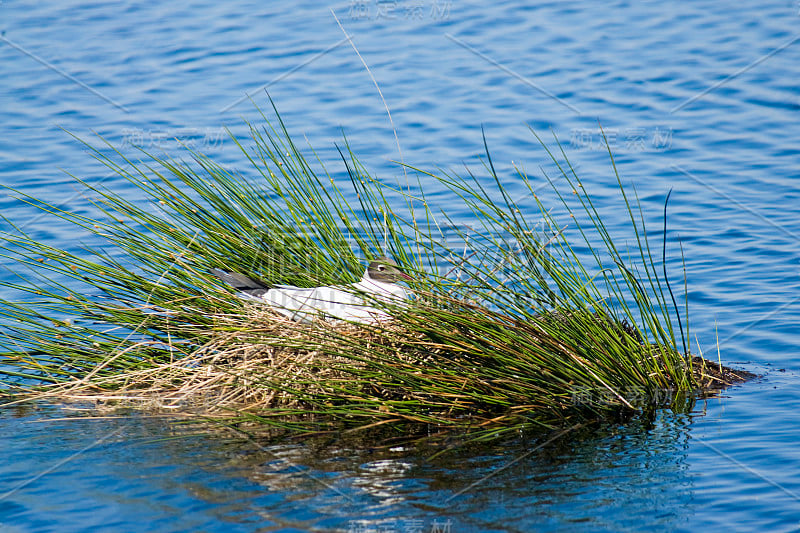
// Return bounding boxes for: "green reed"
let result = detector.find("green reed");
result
[0,105,694,441]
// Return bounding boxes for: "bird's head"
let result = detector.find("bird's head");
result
[367,257,413,283]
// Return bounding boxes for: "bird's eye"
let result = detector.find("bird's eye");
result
[378,265,385,271]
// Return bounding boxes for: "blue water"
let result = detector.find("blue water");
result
[2,0,800,531]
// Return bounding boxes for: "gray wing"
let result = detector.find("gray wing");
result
[210,268,272,297]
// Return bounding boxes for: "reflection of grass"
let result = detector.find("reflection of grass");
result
[0,106,724,442]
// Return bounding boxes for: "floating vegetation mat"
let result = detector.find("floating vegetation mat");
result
[0,106,754,444]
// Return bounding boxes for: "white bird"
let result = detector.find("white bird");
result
[210,257,412,324]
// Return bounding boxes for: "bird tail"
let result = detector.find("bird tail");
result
[210,268,272,298]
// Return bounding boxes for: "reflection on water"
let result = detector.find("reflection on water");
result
[1,405,703,532]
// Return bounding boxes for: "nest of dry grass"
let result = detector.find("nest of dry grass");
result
[22,304,754,426]
[20,306,429,416]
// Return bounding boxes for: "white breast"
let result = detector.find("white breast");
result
[258,280,408,324]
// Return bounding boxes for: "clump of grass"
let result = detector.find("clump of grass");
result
[0,105,747,443]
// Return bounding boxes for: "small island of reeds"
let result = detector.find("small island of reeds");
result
[0,107,753,445]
